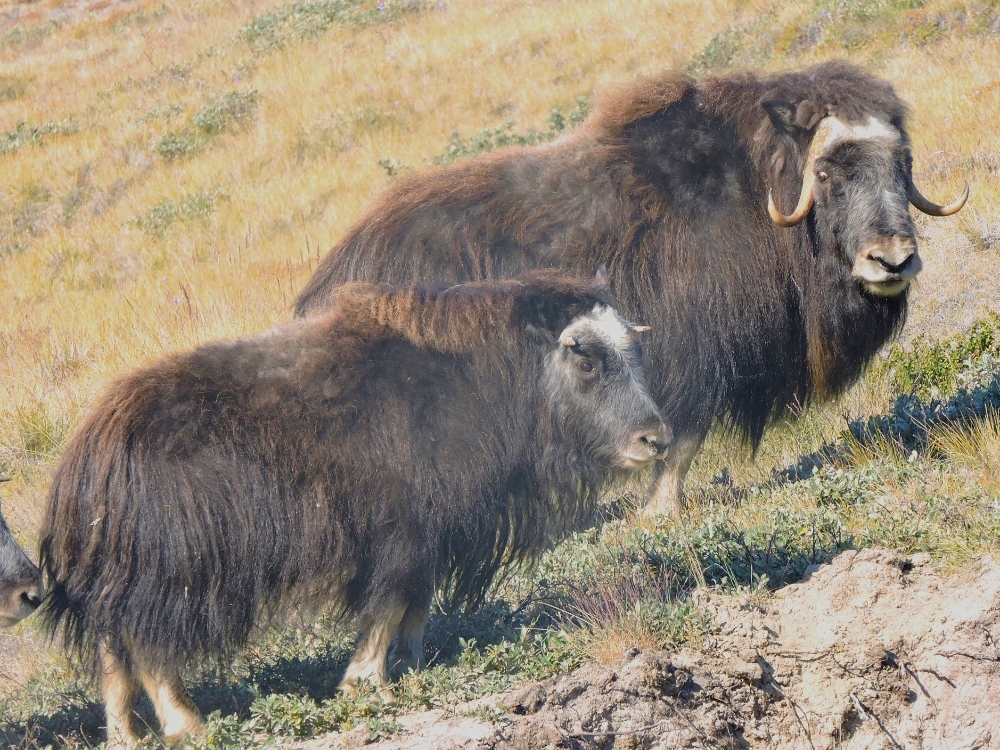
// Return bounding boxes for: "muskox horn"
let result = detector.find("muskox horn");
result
[631,325,651,333]
[908,180,969,217]
[768,181,815,227]
[561,335,577,347]
[767,118,846,228]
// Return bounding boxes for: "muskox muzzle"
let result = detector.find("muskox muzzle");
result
[0,505,44,628]
[618,419,672,470]
[853,234,923,297]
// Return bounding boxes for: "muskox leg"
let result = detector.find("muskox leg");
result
[643,432,704,518]
[99,642,140,749]
[389,600,431,678]
[134,664,203,744]
[339,599,407,701]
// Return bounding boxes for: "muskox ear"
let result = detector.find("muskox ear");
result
[794,99,824,131]
[763,99,798,135]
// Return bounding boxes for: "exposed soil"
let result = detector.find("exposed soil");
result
[297,548,1000,749]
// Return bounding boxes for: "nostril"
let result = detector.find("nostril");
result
[639,434,666,456]
[21,590,42,610]
[872,253,913,274]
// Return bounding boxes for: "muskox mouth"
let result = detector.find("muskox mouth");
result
[852,241,922,298]
[616,444,670,470]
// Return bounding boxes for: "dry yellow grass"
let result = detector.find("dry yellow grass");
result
[931,408,1000,491]
[0,0,998,693]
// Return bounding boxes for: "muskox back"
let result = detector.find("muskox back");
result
[40,271,667,746]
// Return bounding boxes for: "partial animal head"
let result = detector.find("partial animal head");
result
[0,498,43,628]
[763,64,967,298]
[540,300,670,471]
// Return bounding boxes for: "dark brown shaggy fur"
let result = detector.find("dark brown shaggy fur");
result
[39,271,661,680]
[294,61,916,469]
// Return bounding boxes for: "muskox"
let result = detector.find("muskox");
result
[0,492,43,628]
[39,271,668,747]
[294,61,968,515]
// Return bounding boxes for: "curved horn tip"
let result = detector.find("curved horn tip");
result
[909,179,969,217]
[768,187,815,227]
[560,335,577,347]
[631,325,651,333]
[768,190,796,227]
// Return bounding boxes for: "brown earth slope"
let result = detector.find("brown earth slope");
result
[301,548,1000,749]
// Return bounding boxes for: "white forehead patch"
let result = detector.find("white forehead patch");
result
[563,304,631,352]
[820,116,900,151]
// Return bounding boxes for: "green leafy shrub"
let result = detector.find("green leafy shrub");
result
[132,189,226,236]
[0,120,78,156]
[877,313,1000,399]
[156,91,258,161]
[192,91,259,135]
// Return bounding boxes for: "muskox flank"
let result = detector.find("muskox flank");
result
[39,271,668,747]
[0,488,44,628]
[294,61,968,516]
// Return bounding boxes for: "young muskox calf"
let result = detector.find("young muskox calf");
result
[0,494,43,628]
[40,271,669,747]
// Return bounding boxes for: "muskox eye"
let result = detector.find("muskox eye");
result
[817,171,829,182]
[579,360,594,373]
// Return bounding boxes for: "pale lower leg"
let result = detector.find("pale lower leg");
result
[390,602,430,678]
[99,642,140,750]
[135,665,203,743]
[643,433,703,518]
[340,599,408,700]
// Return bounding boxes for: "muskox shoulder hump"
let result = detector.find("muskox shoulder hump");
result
[588,71,697,137]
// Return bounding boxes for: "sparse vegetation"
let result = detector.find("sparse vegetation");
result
[0,0,998,745]
[156,91,259,160]
[0,120,78,156]
[239,0,426,53]
[132,190,227,237]
[432,97,590,166]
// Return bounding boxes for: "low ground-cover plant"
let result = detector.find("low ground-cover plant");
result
[876,311,1000,398]
[0,120,78,156]
[132,189,227,237]
[432,97,589,166]
[687,0,1000,75]
[240,0,425,53]
[156,91,258,161]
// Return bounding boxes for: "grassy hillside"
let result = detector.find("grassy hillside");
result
[0,0,998,745]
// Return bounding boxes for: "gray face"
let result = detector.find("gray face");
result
[545,305,671,470]
[0,504,43,628]
[810,117,921,298]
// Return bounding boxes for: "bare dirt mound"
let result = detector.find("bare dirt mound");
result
[301,547,1000,749]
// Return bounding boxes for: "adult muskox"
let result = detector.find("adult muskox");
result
[294,61,968,516]
[0,492,43,628]
[40,271,668,747]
